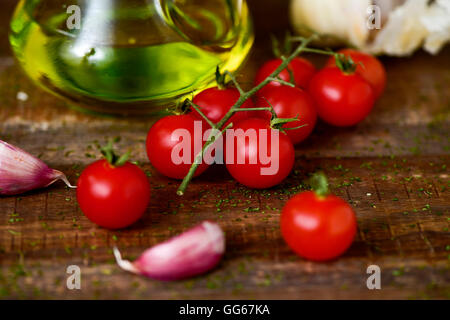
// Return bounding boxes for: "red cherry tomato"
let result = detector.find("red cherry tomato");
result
[308,67,375,127]
[255,86,317,145]
[225,118,295,189]
[191,87,254,127]
[77,160,151,229]
[255,57,316,96]
[281,191,357,261]
[146,114,209,180]
[326,49,386,98]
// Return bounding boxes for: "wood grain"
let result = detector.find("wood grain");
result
[0,0,449,300]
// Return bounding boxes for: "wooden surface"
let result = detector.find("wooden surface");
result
[0,0,449,300]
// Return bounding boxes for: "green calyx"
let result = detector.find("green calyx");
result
[334,53,359,74]
[270,114,306,133]
[178,98,193,115]
[271,32,294,58]
[215,66,228,90]
[100,138,130,167]
[265,99,306,133]
[309,172,330,197]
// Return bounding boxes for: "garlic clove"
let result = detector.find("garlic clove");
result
[114,221,225,281]
[368,0,429,56]
[290,0,449,56]
[0,140,75,195]
[290,0,371,48]
[420,0,450,55]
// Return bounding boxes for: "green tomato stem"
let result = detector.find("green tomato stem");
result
[309,172,330,198]
[224,71,245,96]
[176,122,233,196]
[100,138,130,167]
[234,107,272,112]
[267,76,295,88]
[187,100,216,129]
[177,36,316,196]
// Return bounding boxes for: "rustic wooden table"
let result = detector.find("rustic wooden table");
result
[0,0,449,300]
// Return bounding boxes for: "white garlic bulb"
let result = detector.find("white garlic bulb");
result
[290,0,450,56]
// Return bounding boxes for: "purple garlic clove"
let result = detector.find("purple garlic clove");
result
[114,221,225,281]
[0,139,75,195]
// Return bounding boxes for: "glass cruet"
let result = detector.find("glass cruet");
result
[10,0,254,115]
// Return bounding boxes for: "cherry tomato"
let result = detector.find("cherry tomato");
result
[281,191,357,261]
[254,57,316,96]
[191,87,254,127]
[77,160,151,229]
[225,118,295,189]
[326,49,386,98]
[146,114,209,180]
[255,86,317,145]
[308,67,375,127]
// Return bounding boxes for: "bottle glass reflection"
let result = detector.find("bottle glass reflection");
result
[10,0,254,115]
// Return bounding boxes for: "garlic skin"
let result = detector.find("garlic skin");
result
[290,0,450,56]
[290,0,372,49]
[0,140,75,195]
[419,0,450,55]
[368,0,433,55]
[114,221,225,281]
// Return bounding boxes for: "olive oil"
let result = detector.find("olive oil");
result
[10,0,253,115]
